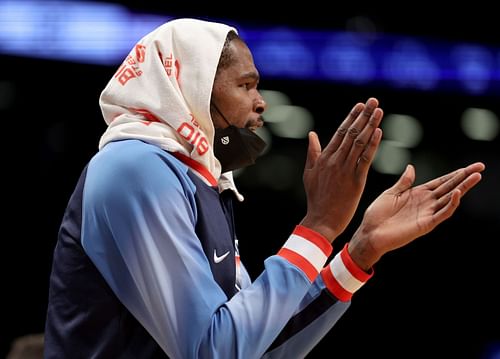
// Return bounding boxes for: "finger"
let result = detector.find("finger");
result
[335,97,380,162]
[386,164,416,194]
[304,131,321,171]
[349,107,384,166]
[455,172,483,197]
[355,127,382,176]
[322,102,365,156]
[425,162,485,192]
[432,189,462,224]
[433,162,485,197]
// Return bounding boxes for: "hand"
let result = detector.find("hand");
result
[300,98,384,242]
[348,162,486,270]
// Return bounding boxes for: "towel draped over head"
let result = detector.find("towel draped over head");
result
[98,18,243,198]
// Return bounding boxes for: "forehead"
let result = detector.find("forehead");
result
[222,39,259,79]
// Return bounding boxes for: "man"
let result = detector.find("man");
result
[44,18,484,358]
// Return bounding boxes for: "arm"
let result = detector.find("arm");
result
[261,161,485,358]
[262,242,372,358]
[255,98,384,357]
[263,104,485,356]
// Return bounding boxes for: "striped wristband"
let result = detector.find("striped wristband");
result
[277,225,333,282]
[321,242,374,301]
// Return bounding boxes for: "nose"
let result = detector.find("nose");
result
[254,95,267,115]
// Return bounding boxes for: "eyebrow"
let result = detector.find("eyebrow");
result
[240,71,260,82]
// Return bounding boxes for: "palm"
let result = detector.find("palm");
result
[356,163,484,256]
[362,183,445,251]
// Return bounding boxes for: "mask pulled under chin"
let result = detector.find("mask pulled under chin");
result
[214,125,267,173]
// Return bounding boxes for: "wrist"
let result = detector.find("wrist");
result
[320,243,374,302]
[348,230,381,271]
[299,218,338,244]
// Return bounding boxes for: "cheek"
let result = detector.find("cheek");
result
[227,94,253,126]
[227,106,248,127]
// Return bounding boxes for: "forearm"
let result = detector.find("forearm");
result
[263,242,374,357]
[262,296,350,359]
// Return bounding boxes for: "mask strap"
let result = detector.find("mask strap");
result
[211,102,232,127]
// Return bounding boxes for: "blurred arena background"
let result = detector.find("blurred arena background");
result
[1,1,499,358]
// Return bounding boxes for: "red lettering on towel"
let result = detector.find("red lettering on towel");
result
[177,115,209,155]
[114,44,146,86]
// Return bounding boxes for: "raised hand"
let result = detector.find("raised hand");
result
[300,97,384,243]
[348,162,485,270]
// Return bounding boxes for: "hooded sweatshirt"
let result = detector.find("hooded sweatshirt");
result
[44,18,372,359]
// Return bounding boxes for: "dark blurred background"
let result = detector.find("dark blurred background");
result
[2,1,499,358]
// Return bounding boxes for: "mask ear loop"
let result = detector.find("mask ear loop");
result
[211,102,232,127]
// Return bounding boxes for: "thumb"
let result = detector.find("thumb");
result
[305,131,321,170]
[391,164,416,193]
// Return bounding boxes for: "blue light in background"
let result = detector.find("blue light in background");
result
[319,32,376,84]
[0,0,170,64]
[247,28,315,78]
[1,0,499,95]
[452,44,495,94]
[382,39,439,90]
[482,341,500,359]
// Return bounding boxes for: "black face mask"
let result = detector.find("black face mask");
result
[211,102,267,173]
[214,125,267,172]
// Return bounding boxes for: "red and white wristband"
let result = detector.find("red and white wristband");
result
[277,225,333,282]
[321,243,374,302]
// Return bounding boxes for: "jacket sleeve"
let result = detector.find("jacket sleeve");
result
[81,144,337,359]
[262,243,374,358]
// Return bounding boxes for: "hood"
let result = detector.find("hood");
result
[98,18,243,198]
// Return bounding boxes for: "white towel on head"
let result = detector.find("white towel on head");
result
[98,18,243,199]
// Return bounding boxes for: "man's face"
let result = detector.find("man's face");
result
[211,39,266,131]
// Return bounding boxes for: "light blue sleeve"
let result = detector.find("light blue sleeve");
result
[80,140,320,359]
[262,277,351,358]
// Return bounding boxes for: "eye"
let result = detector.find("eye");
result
[239,82,251,90]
